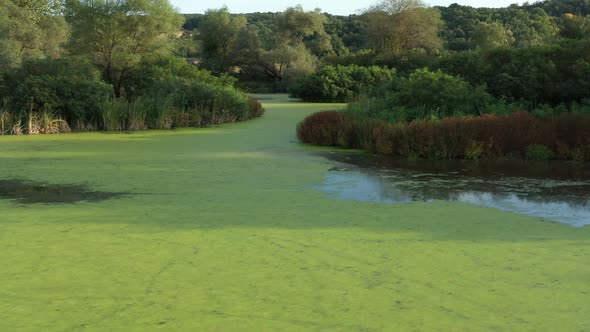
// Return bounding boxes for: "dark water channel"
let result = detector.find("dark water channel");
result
[317,152,590,227]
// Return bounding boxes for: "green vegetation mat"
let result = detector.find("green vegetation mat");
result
[0,95,588,331]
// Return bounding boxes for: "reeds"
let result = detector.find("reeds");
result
[297,111,590,161]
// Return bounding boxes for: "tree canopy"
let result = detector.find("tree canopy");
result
[365,0,443,54]
[65,0,183,96]
[0,0,69,70]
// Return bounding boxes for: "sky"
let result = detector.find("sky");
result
[170,0,523,15]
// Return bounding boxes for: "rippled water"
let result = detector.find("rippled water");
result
[316,153,590,227]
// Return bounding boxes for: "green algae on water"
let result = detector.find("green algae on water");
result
[0,94,588,331]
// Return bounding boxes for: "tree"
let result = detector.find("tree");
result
[230,25,264,68]
[199,7,247,73]
[0,0,69,70]
[276,6,333,56]
[259,43,317,85]
[277,6,328,45]
[559,13,590,39]
[369,0,426,14]
[437,4,487,50]
[472,22,515,50]
[65,0,183,97]
[503,7,558,47]
[528,0,590,17]
[365,0,443,54]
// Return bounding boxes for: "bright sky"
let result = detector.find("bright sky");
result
[170,0,523,15]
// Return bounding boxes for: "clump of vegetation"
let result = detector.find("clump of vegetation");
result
[349,68,492,122]
[526,144,553,160]
[2,58,112,131]
[0,0,264,135]
[246,96,266,119]
[289,65,396,102]
[297,111,590,161]
[296,111,350,146]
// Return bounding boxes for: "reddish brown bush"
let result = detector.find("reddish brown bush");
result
[297,111,351,146]
[246,96,265,119]
[296,110,590,161]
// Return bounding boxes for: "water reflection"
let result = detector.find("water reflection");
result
[316,153,590,227]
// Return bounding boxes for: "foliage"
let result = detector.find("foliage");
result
[99,75,262,132]
[528,0,590,17]
[1,58,112,130]
[289,65,396,102]
[0,55,263,134]
[365,1,443,54]
[472,22,515,50]
[66,0,184,97]
[122,56,237,98]
[435,39,590,105]
[278,6,331,52]
[298,110,590,161]
[559,13,590,39]
[526,144,553,161]
[0,0,70,70]
[296,111,350,146]
[351,68,492,122]
[259,43,319,89]
[198,7,247,73]
[246,96,265,119]
[503,7,559,47]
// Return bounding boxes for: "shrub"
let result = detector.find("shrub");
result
[526,144,553,160]
[141,78,258,127]
[1,58,113,130]
[297,110,590,161]
[349,68,493,122]
[0,55,263,134]
[435,39,590,105]
[100,98,148,131]
[465,141,485,160]
[246,97,265,119]
[289,65,396,102]
[296,111,351,146]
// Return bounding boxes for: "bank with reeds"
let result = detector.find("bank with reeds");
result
[297,110,590,161]
[0,58,264,135]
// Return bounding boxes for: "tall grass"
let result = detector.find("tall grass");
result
[1,99,69,135]
[0,91,264,135]
[98,93,264,132]
[298,111,590,161]
[0,98,14,135]
[27,109,71,134]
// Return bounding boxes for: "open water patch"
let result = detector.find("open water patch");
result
[316,153,590,227]
[0,179,127,204]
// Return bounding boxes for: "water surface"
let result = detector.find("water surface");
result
[317,153,590,227]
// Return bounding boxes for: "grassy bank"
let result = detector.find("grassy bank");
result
[0,95,589,331]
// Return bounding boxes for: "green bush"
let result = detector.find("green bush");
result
[289,65,396,102]
[526,144,553,160]
[122,57,238,98]
[125,57,262,127]
[350,68,493,122]
[435,39,590,105]
[1,58,113,130]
